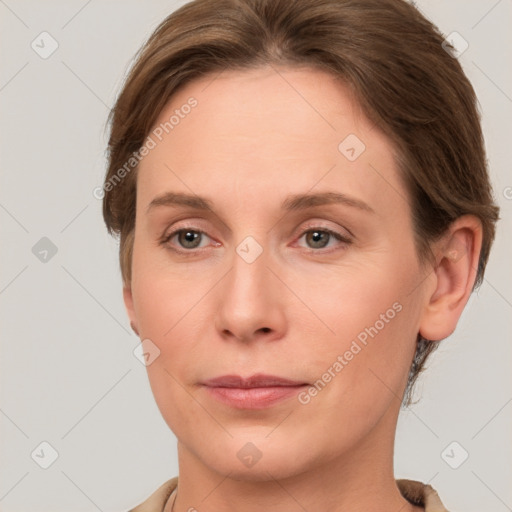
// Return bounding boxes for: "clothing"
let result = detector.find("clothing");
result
[128,476,449,511]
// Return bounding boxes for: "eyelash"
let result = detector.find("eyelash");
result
[159,224,352,255]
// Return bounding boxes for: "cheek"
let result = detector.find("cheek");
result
[130,260,208,431]
[130,242,217,391]
[130,233,201,335]
[306,246,422,395]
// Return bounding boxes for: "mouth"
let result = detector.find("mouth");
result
[200,373,309,409]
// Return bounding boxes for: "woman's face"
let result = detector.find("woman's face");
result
[125,65,432,479]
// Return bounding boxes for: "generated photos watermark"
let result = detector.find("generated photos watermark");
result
[93,97,198,200]
[298,301,403,405]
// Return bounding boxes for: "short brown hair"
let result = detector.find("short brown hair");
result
[102,0,499,406]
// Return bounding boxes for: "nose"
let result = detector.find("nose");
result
[214,243,287,344]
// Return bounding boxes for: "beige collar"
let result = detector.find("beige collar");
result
[129,476,450,511]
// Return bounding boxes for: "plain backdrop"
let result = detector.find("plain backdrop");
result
[0,1,511,511]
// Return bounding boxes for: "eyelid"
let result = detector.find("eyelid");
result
[161,218,211,239]
[295,220,354,239]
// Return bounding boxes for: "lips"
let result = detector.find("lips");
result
[202,373,308,388]
[201,374,309,409]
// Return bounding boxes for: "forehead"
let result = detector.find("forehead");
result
[137,65,408,217]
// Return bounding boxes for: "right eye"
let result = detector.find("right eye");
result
[160,227,219,254]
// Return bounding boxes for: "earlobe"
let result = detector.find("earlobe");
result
[419,215,483,341]
[123,285,139,336]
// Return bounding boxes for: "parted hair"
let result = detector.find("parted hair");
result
[102,0,499,406]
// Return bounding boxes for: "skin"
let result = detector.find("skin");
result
[123,65,482,512]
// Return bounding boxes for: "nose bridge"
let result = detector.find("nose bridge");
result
[215,234,284,341]
[227,234,271,308]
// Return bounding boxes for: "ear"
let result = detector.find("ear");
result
[418,215,483,341]
[123,285,139,336]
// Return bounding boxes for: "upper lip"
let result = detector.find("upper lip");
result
[202,374,308,388]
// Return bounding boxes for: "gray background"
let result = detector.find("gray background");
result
[0,1,511,510]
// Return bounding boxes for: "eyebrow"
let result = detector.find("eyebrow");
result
[146,191,375,214]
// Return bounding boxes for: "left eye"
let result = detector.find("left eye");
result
[297,228,351,250]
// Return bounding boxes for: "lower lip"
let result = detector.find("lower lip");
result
[203,385,307,409]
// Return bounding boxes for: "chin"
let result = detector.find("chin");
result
[195,433,315,482]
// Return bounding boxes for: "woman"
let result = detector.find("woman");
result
[101,0,499,510]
